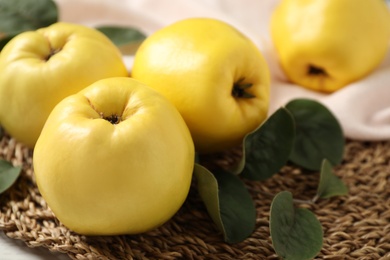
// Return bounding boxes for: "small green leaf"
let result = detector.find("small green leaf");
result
[270,191,323,260]
[0,159,22,194]
[242,108,295,180]
[96,26,146,46]
[96,26,146,55]
[285,99,344,171]
[239,107,295,180]
[0,0,58,50]
[316,159,348,200]
[194,163,256,243]
[194,164,223,233]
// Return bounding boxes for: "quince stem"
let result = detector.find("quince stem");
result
[46,48,61,61]
[308,64,328,77]
[102,113,122,124]
[232,78,255,98]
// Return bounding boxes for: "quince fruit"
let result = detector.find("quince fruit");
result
[132,18,270,153]
[0,22,128,147]
[271,0,390,92]
[33,77,195,235]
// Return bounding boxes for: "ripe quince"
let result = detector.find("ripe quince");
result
[33,77,195,235]
[271,0,390,92]
[132,18,270,154]
[0,22,128,147]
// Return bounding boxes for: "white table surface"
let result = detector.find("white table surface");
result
[0,232,69,260]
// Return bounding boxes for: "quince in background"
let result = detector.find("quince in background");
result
[0,22,128,148]
[132,18,270,154]
[33,77,195,235]
[271,0,390,93]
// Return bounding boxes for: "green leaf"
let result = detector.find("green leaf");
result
[270,191,323,260]
[316,159,348,200]
[0,159,22,194]
[285,99,344,171]
[0,0,58,50]
[96,26,146,46]
[194,163,256,243]
[96,26,146,55]
[239,107,295,180]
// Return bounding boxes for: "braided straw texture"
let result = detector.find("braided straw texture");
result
[0,132,389,260]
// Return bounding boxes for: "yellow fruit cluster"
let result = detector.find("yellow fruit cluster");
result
[2,0,388,236]
[0,18,270,235]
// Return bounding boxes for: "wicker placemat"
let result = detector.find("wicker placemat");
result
[0,132,389,260]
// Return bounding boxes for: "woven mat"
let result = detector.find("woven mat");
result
[0,132,389,260]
